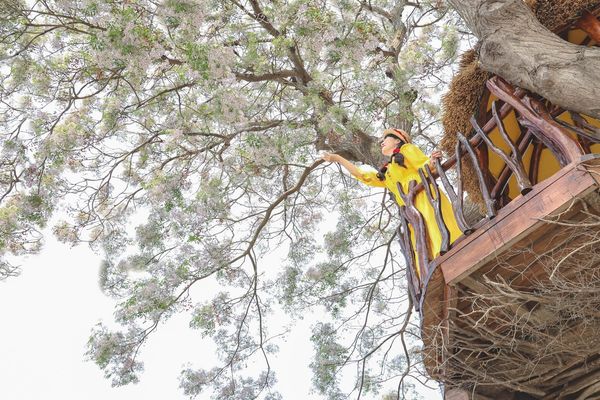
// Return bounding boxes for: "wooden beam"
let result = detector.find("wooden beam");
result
[439,156,600,285]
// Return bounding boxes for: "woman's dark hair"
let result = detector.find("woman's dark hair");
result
[376,135,406,181]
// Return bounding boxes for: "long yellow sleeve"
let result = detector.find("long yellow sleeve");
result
[352,165,386,188]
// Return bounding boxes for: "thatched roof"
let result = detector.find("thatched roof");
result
[440,0,600,208]
[440,49,490,207]
[532,0,600,31]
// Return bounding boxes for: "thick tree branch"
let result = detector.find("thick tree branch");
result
[235,70,298,82]
[447,0,600,119]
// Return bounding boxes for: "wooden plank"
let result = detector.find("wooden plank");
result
[430,158,577,272]
[434,156,600,273]
[582,155,600,186]
[464,206,585,290]
[446,198,588,283]
[543,355,600,394]
[441,158,599,285]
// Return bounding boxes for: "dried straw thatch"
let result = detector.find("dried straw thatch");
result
[440,0,600,208]
[440,49,490,207]
[532,0,600,31]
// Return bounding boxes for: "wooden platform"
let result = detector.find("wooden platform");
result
[420,155,600,399]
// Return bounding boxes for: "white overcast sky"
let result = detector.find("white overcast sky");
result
[0,234,319,400]
[0,233,442,400]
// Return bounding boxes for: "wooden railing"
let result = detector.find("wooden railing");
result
[399,76,600,310]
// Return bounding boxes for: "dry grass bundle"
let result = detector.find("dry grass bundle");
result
[532,0,600,32]
[440,49,490,208]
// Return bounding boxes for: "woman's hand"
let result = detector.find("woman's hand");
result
[321,152,339,163]
[428,150,442,169]
[321,152,362,178]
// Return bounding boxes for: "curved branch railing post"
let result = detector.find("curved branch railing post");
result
[419,165,450,254]
[434,150,472,235]
[397,207,421,311]
[396,181,431,281]
[457,132,497,218]
[435,150,473,235]
[490,129,534,199]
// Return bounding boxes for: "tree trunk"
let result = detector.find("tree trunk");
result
[447,0,600,119]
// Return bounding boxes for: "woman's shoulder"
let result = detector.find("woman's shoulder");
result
[399,143,422,155]
[399,143,429,168]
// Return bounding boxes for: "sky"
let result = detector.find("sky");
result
[0,234,317,400]
[0,235,192,399]
[0,229,442,400]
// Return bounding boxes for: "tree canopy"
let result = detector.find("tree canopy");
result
[1,0,467,398]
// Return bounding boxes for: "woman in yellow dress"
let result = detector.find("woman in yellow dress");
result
[322,128,462,279]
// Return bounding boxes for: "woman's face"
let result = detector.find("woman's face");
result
[380,135,401,156]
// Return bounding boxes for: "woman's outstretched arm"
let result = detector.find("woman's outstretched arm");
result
[321,152,364,178]
[322,152,386,188]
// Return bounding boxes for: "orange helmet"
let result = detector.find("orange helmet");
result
[382,128,411,143]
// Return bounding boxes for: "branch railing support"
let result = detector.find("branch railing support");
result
[487,76,584,166]
[396,181,431,281]
[397,207,421,311]
[458,132,497,218]
[434,147,473,235]
[419,165,451,254]
[396,73,598,309]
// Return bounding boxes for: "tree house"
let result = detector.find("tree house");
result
[397,4,600,399]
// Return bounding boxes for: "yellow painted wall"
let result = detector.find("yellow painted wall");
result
[483,108,599,201]
[480,26,599,201]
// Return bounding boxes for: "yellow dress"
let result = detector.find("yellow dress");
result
[353,143,463,278]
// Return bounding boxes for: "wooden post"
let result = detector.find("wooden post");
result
[457,132,497,218]
[434,152,472,234]
[490,130,533,199]
[419,165,451,254]
[528,139,544,186]
[576,11,600,44]
[396,181,431,279]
